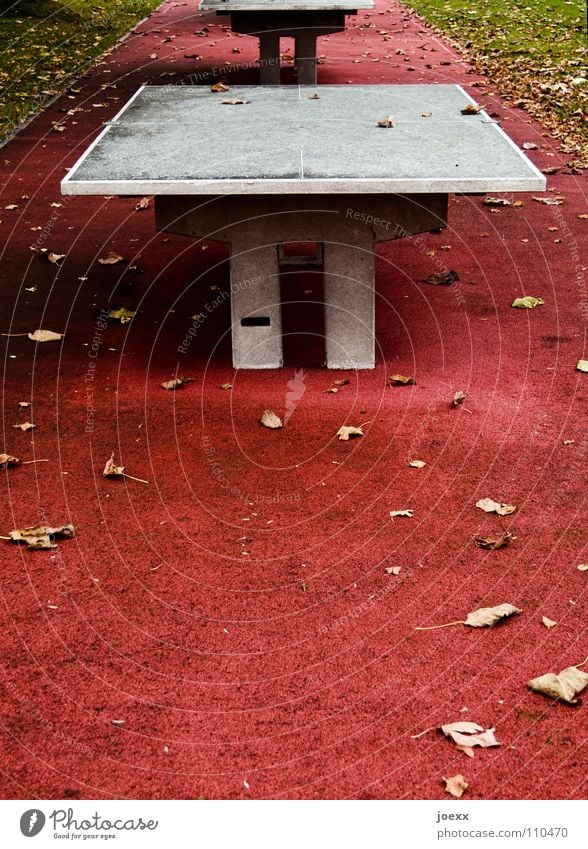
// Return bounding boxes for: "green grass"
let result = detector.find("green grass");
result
[0,0,162,142]
[406,0,587,163]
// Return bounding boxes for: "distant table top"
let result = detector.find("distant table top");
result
[198,1,374,10]
[62,85,545,197]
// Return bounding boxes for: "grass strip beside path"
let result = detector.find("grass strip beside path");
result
[0,0,162,143]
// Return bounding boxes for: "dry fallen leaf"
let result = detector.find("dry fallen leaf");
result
[220,382,233,390]
[389,509,413,518]
[444,774,469,798]
[533,196,564,206]
[107,308,136,324]
[377,115,395,127]
[103,453,148,484]
[13,421,35,431]
[542,616,557,629]
[210,82,229,92]
[98,251,126,265]
[484,197,511,207]
[475,497,516,516]
[452,390,467,407]
[416,602,521,630]
[576,359,588,373]
[222,98,250,105]
[5,524,75,550]
[522,142,539,150]
[0,453,20,470]
[337,425,364,441]
[512,296,544,309]
[528,658,588,704]
[409,459,426,468]
[389,374,415,385]
[28,329,63,342]
[333,379,350,386]
[423,269,459,285]
[578,564,588,572]
[135,197,150,211]
[461,103,483,115]
[161,377,194,390]
[385,565,402,575]
[421,111,432,117]
[308,93,320,100]
[18,402,30,409]
[46,251,66,265]
[261,410,283,429]
[474,531,514,550]
[442,721,500,749]
[464,603,521,627]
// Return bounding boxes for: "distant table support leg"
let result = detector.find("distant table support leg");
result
[258,32,281,85]
[295,32,318,86]
[324,243,375,370]
[230,243,283,369]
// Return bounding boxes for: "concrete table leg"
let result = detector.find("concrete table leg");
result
[295,32,318,86]
[230,243,283,369]
[258,32,281,85]
[324,243,375,369]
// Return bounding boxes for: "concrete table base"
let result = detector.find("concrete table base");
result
[230,11,346,85]
[155,194,448,369]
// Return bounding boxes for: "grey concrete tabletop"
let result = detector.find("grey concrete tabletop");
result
[198,1,374,11]
[62,85,546,196]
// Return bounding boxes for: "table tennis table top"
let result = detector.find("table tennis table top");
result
[61,85,546,197]
[198,1,374,11]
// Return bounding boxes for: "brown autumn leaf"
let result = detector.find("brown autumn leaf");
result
[327,387,338,394]
[333,379,350,386]
[6,524,75,550]
[220,382,233,390]
[474,531,514,550]
[461,103,483,115]
[389,509,413,518]
[377,115,395,127]
[337,425,364,441]
[0,453,20,470]
[528,659,588,704]
[98,251,126,265]
[464,603,521,627]
[261,410,283,429]
[475,497,516,516]
[409,459,426,468]
[210,82,229,92]
[46,251,66,265]
[421,111,432,117]
[542,616,557,629]
[532,196,564,206]
[28,329,63,342]
[222,99,250,105]
[107,308,136,324]
[522,142,539,150]
[423,269,459,285]
[452,390,467,407]
[389,374,415,385]
[385,565,402,575]
[18,402,30,409]
[444,774,469,798]
[441,722,500,749]
[484,197,511,207]
[102,453,148,484]
[4,204,18,210]
[161,377,194,390]
[13,421,35,431]
[135,197,150,211]
[416,602,521,630]
[578,564,588,572]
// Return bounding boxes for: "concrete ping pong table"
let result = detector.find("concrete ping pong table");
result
[62,85,545,369]
[198,0,375,84]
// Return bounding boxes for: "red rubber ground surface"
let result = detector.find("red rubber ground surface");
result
[0,0,586,800]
